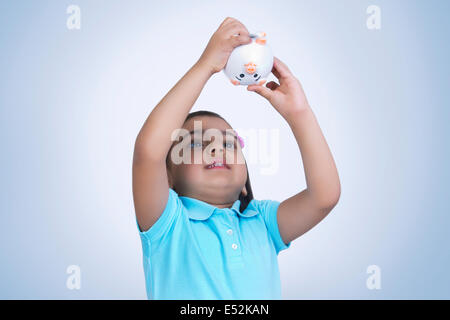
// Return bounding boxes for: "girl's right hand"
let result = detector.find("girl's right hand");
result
[197,17,252,75]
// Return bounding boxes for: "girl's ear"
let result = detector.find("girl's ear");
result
[241,185,248,197]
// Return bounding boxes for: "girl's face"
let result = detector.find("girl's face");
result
[167,116,248,206]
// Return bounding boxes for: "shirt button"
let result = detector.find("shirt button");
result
[231,243,238,250]
[227,229,233,235]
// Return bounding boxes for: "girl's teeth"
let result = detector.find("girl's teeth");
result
[208,162,225,169]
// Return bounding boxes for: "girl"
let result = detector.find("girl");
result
[133,17,341,300]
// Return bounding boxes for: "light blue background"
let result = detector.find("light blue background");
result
[0,0,449,299]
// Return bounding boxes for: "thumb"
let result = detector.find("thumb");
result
[230,34,252,48]
[247,84,274,101]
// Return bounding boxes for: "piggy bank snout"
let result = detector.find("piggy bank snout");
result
[245,62,257,74]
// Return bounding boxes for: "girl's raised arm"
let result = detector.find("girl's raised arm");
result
[133,17,251,232]
[247,57,341,244]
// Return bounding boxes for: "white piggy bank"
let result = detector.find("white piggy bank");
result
[224,32,273,86]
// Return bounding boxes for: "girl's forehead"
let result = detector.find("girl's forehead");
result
[183,116,232,131]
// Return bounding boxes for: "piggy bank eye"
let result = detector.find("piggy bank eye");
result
[239,74,245,78]
[253,74,258,78]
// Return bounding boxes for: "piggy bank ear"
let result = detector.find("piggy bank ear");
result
[255,31,267,45]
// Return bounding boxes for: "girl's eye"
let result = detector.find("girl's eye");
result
[224,142,235,149]
[239,74,245,78]
[190,142,203,148]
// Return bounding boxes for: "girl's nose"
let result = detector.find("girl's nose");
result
[210,146,223,154]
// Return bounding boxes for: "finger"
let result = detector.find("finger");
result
[219,17,235,28]
[273,56,293,79]
[227,23,251,47]
[271,66,282,80]
[226,23,250,38]
[216,18,236,34]
[266,81,279,90]
[230,34,252,47]
[247,84,274,101]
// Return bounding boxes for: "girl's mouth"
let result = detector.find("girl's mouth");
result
[205,161,230,170]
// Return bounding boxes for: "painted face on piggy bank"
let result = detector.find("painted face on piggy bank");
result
[224,32,273,86]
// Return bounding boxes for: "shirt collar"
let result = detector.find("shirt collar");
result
[179,195,258,220]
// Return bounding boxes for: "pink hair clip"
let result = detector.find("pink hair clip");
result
[234,130,245,148]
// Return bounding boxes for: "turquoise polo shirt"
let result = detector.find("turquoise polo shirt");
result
[137,188,291,300]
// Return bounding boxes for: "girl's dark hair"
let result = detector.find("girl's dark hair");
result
[167,110,254,212]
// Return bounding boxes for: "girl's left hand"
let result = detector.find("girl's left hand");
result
[247,57,310,120]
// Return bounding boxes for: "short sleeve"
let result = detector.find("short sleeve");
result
[136,188,181,244]
[252,199,291,254]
